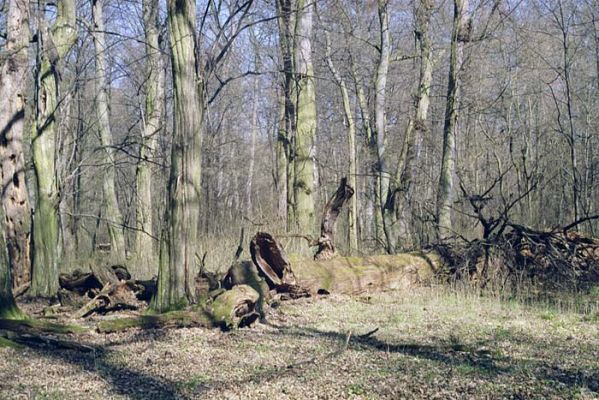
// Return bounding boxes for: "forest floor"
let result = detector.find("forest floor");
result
[0,286,597,399]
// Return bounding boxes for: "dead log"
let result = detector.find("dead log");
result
[0,318,88,335]
[240,232,444,297]
[96,285,261,333]
[314,177,354,260]
[96,310,214,333]
[211,284,260,329]
[288,252,442,295]
[250,232,297,288]
[90,263,121,287]
[72,281,140,319]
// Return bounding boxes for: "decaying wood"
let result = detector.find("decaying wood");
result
[0,318,88,335]
[211,284,260,329]
[72,281,140,319]
[96,286,262,333]
[237,232,443,297]
[288,252,442,295]
[505,224,599,288]
[250,232,297,288]
[314,177,354,260]
[96,310,214,333]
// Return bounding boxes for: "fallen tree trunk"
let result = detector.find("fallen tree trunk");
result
[97,285,261,333]
[239,232,444,297]
[97,310,214,333]
[288,252,443,295]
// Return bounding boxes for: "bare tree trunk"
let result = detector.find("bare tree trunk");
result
[276,88,289,223]
[437,0,470,240]
[153,0,203,311]
[350,58,375,243]
[0,0,32,291]
[30,0,77,297]
[324,29,359,252]
[386,0,434,251]
[293,0,317,235]
[92,0,126,262]
[277,0,296,230]
[375,0,391,250]
[246,46,260,215]
[135,0,164,276]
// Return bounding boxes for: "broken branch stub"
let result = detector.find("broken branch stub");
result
[314,177,354,260]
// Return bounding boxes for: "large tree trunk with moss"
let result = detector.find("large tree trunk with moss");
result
[244,232,443,297]
[384,0,434,252]
[92,0,126,262]
[135,0,164,276]
[437,0,470,240]
[324,29,359,253]
[153,0,203,312]
[293,0,317,235]
[0,0,32,291]
[30,0,77,297]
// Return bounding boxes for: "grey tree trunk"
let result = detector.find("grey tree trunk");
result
[153,0,203,312]
[437,0,470,240]
[324,29,359,252]
[0,0,32,290]
[293,0,317,235]
[135,0,164,276]
[375,0,391,249]
[92,0,126,262]
[246,49,260,215]
[276,0,296,230]
[30,0,77,297]
[385,0,434,251]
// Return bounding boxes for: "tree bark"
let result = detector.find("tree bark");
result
[0,0,32,290]
[276,0,296,230]
[135,0,164,276]
[437,0,470,240]
[153,0,204,312]
[92,0,126,262]
[375,0,392,250]
[293,0,317,235]
[324,29,359,253]
[0,208,22,319]
[30,0,77,297]
[385,0,434,252]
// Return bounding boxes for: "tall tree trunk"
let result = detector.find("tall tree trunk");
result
[246,51,260,215]
[276,0,296,231]
[350,58,375,243]
[135,0,164,276]
[375,0,391,250]
[386,0,434,251]
[276,88,289,223]
[92,0,126,262]
[0,0,32,290]
[153,0,203,312]
[324,29,359,252]
[30,0,77,297]
[293,0,317,235]
[436,0,470,240]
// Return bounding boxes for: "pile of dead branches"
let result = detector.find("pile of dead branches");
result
[505,225,599,290]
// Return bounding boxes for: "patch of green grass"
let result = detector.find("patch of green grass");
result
[540,311,556,320]
[346,383,367,396]
[177,373,209,392]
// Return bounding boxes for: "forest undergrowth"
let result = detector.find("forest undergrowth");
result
[1,283,596,399]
